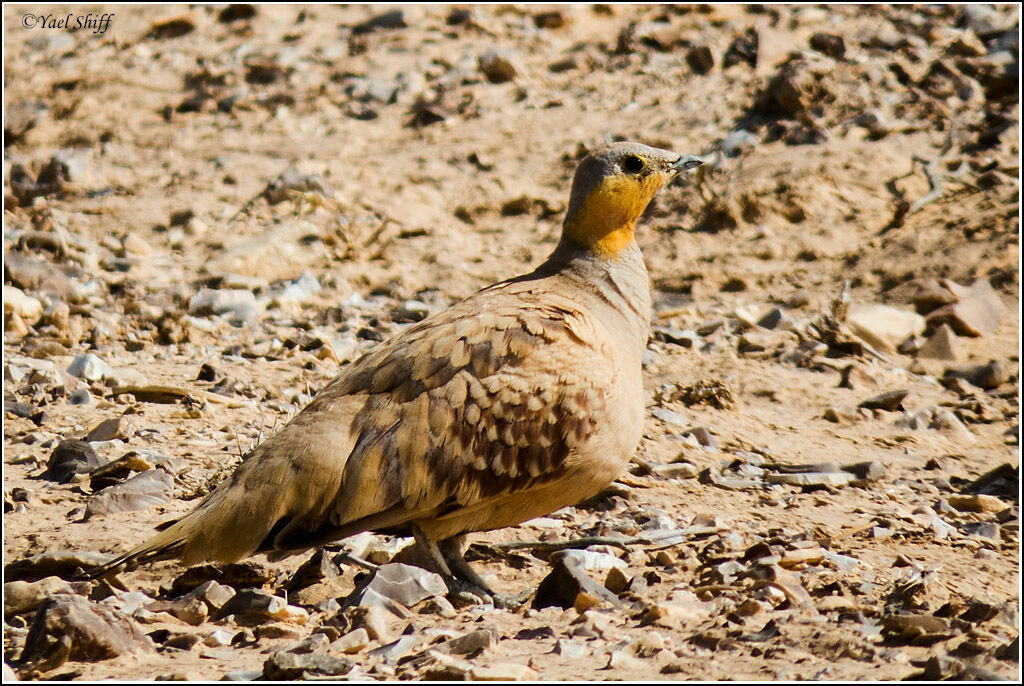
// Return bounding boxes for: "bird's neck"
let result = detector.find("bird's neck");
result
[562,176,647,258]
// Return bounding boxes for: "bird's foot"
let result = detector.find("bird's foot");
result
[443,576,493,608]
[491,588,534,610]
[441,576,532,610]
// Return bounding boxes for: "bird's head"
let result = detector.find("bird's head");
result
[562,142,702,258]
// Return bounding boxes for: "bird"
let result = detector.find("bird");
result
[84,141,703,606]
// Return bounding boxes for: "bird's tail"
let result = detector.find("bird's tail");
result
[79,423,350,579]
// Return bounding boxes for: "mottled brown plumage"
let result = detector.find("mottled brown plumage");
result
[85,142,702,601]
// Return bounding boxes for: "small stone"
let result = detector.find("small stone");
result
[68,389,93,405]
[554,638,587,658]
[631,631,668,657]
[215,589,307,626]
[163,632,201,651]
[533,10,567,29]
[44,440,103,483]
[19,596,154,671]
[290,579,346,608]
[333,628,370,654]
[925,279,1005,337]
[286,633,330,654]
[928,410,974,442]
[85,416,132,443]
[943,360,1007,390]
[962,522,1001,540]
[779,547,825,568]
[437,629,493,656]
[765,472,855,487]
[757,307,792,330]
[947,494,1007,514]
[85,469,174,518]
[287,549,340,590]
[651,408,686,426]
[686,45,715,74]
[203,629,233,647]
[413,649,473,679]
[823,405,865,424]
[468,663,537,681]
[533,550,622,610]
[650,462,699,480]
[416,596,457,618]
[347,605,397,643]
[737,331,775,353]
[221,669,263,681]
[858,390,909,411]
[4,576,74,618]
[255,622,304,640]
[366,634,419,665]
[479,50,518,83]
[605,649,643,669]
[685,425,718,450]
[188,289,258,324]
[147,16,195,40]
[574,592,604,613]
[262,651,353,679]
[604,567,630,595]
[4,550,114,582]
[809,32,845,58]
[182,580,235,613]
[352,9,406,34]
[917,324,960,361]
[841,461,886,482]
[847,304,926,353]
[263,167,333,205]
[67,354,115,383]
[356,563,447,608]
[3,285,43,325]
[149,596,208,626]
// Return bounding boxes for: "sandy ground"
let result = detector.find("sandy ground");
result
[3,4,1020,681]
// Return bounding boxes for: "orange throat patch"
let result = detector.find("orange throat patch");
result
[562,174,660,258]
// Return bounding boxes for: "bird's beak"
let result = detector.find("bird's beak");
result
[671,155,704,173]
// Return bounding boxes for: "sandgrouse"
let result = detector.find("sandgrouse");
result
[85,142,703,604]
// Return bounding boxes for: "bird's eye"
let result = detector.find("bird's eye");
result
[622,155,646,174]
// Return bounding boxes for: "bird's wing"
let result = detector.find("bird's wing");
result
[270,287,619,549]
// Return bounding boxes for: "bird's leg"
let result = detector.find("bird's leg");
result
[411,526,490,606]
[438,535,533,610]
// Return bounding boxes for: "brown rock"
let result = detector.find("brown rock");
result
[437,629,493,656]
[686,46,715,74]
[332,628,370,654]
[262,651,352,679]
[947,494,1007,513]
[917,324,960,361]
[20,596,154,671]
[4,551,115,582]
[926,279,1005,337]
[44,440,102,484]
[847,304,925,353]
[4,577,74,619]
[84,416,133,443]
[479,50,518,83]
[911,279,958,314]
[943,360,1007,390]
[533,550,622,610]
[858,389,909,411]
